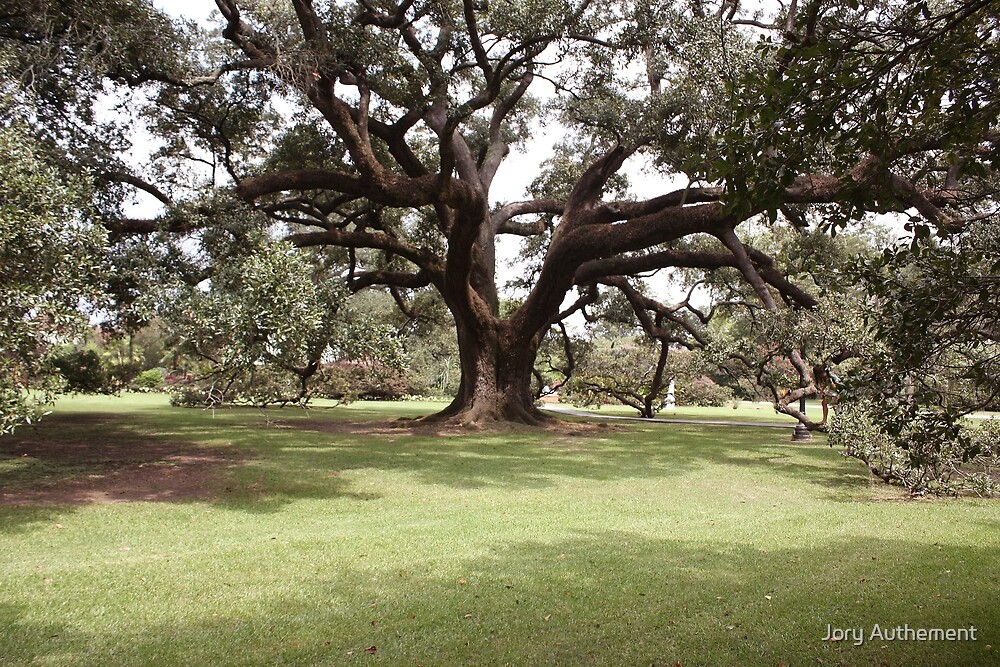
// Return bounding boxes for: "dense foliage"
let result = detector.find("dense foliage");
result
[828,221,1000,495]
[0,119,108,433]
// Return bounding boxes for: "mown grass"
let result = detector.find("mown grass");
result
[556,400,802,424]
[570,400,1000,425]
[1,394,998,666]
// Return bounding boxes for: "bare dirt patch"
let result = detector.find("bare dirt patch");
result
[0,413,247,506]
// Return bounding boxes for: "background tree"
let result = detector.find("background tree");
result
[159,211,404,407]
[568,335,671,417]
[565,222,878,419]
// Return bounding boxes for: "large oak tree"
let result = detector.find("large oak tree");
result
[3,0,997,424]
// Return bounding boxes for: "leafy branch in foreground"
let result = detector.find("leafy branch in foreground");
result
[829,221,1000,496]
[162,213,403,408]
[0,118,108,433]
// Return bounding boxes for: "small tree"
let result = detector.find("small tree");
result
[569,335,671,417]
[51,349,108,394]
[163,215,402,407]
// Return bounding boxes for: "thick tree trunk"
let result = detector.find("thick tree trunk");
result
[418,199,559,425]
[430,317,550,425]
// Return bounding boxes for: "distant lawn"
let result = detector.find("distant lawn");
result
[567,399,1000,424]
[1,393,998,666]
[558,400,803,424]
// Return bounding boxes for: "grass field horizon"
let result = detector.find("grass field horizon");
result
[2,394,998,666]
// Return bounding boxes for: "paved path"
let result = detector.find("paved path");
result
[540,404,799,429]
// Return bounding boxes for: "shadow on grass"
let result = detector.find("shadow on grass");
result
[0,410,378,528]
[0,407,871,527]
[1,532,996,666]
[264,417,866,495]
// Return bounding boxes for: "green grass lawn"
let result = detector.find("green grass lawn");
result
[566,400,1000,425]
[555,400,804,424]
[1,394,999,666]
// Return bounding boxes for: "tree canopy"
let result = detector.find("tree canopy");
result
[0,0,997,430]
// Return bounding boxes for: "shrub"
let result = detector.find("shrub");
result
[52,349,107,394]
[132,368,166,392]
[676,376,733,407]
[317,362,409,401]
[106,360,142,389]
[169,386,214,407]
